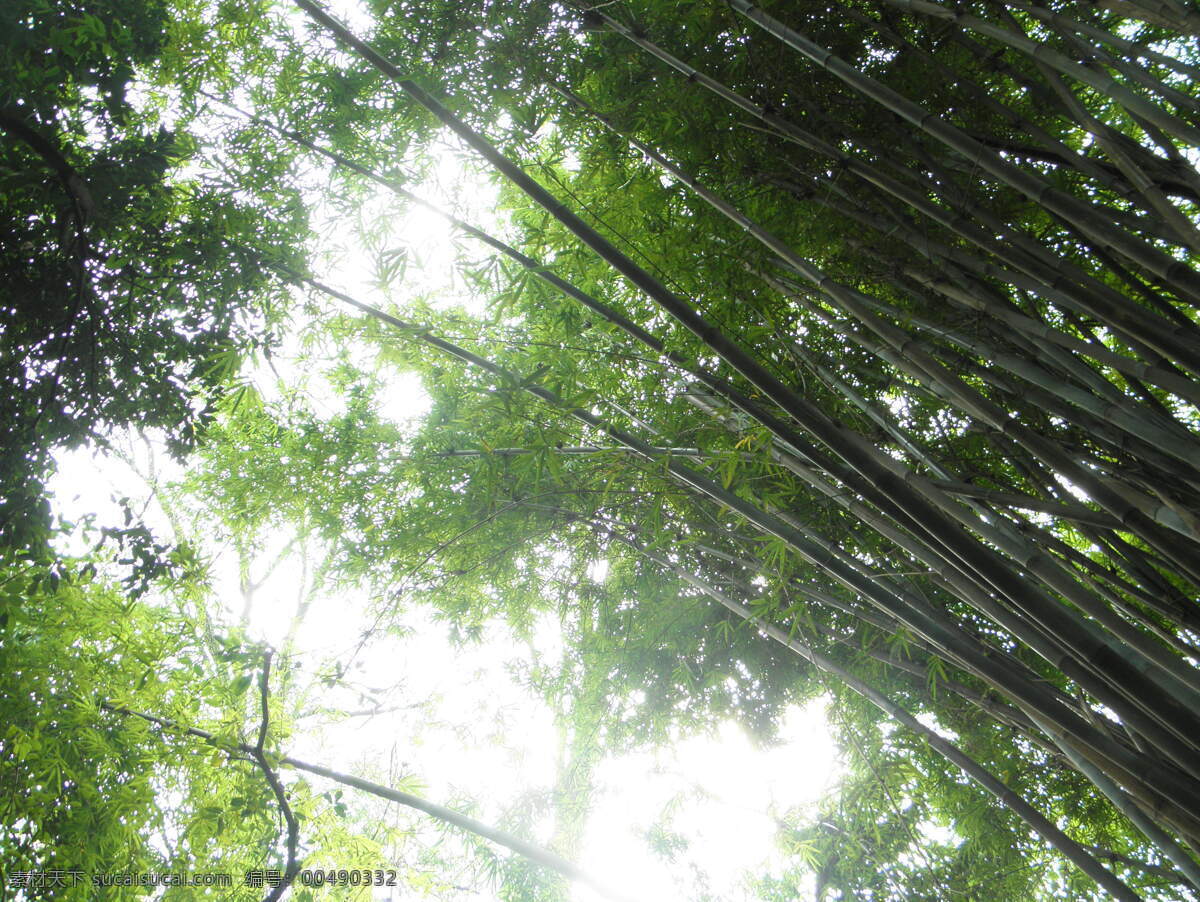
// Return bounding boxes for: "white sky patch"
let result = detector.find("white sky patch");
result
[578,704,839,901]
[284,605,562,816]
[312,133,507,322]
[242,320,433,428]
[914,711,960,743]
[586,558,609,584]
[1052,472,1093,504]
[49,432,185,557]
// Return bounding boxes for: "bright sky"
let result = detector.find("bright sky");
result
[46,20,843,896]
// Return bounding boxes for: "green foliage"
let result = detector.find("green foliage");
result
[0,551,273,895]
[7,0,1200,899]
[0,0,308,555]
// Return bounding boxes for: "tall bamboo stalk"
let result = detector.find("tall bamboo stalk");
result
[287,0,1200,876]
[289,263,1200,835]
[871,0,1200,144]
[579,6,1200,376]
[559,86,1200,478]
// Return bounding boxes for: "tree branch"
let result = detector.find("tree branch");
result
[98,701,638,902]
[0,105,95,224]
[251,651,301,901]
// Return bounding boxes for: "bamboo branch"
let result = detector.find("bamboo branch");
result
[1027,709,1200,892]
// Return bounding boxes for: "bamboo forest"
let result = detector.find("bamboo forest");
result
[6,0,1200,898]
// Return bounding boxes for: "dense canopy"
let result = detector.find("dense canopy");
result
[3,0,1200,899]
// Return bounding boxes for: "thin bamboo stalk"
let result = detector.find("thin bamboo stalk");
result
[895,266,1200,409]
[690,387,1200,743]
[560,87,1200,546]
[581,5,1200,370]
[1042,11,1200,120]
[780,279,1200,549]
[564,502,1200,869]
[922,347,1200,506]
[980,0,1200,82]
[291,0,1200,831]
[927,479,1122,530]
[795,178,1196,422]
[902,310,1200,472]
[777,126,1200,383]
[833,0,1154,194]
[779,277,1200,646]
[1021,29,1200,253]
[236,82,1037,655]
[668,544,1088,765]
[1093,0,1200,37]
